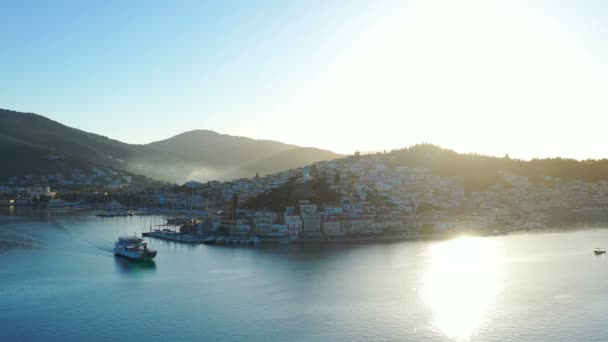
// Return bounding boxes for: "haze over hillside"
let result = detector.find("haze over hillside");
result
[0,109,341,183]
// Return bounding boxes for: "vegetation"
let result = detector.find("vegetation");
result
[244,177,341,212]
[419,223,435,235]
[366,190,395,209]
[384,144,608,191]
[415,202,438,213]
[5,109,608,190]
[0,109,341,183]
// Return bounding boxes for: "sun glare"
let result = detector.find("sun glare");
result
[422,237,502,340]
[282,0,608,158]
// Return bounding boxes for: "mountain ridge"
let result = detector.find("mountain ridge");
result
[0,108,342,183]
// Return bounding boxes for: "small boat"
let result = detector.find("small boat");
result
[97,210,130,217]
[215,236,226,244]
[279,236,295,244]
[227,236,240,244]
[97,210,113,217]
[114,236,157,260]
[166,217,193,225]
[203,236,217,245]
[249,236,261,246]
[594,248,606,255]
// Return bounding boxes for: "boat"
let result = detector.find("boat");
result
[594,248,606,255]
[114,236,157,260]
[249,236,262,246]
[215,236,226,244]
[97,210,113,217]
[203,236,217,245]
[97,209,130,217]
[166,217,193,225]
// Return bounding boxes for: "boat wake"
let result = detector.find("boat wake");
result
[95,243,115,254]
[0,226,42,253]
[48,220,117,256]
[0,237,41,253]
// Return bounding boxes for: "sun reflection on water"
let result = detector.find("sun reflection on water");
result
[422,237,502,340]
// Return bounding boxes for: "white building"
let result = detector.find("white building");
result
[300,201,321,237]
[254,211,278,226]
[323,221,344,236]
[284,214,303,237]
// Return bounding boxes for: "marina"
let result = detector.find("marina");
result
[143,230,206,243]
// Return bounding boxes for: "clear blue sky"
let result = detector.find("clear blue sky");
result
[2,1,608,159]
[1,0,399,144]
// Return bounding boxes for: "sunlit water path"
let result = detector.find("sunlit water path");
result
[1,211,608,341]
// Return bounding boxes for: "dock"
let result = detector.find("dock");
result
[143,231,205,244]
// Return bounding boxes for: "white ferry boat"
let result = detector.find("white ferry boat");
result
[114,236,157,260]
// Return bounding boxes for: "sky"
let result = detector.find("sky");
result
[2,0,608,160]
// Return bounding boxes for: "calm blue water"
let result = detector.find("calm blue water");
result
[1,210,608,341]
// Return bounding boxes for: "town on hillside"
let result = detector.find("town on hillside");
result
[3,150,608,242]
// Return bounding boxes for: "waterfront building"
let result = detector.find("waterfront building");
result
[341,216,374,234]
[323,206,343,215]
[284,214,302,238]
[323,220,344,237]
[254,211,278,226]
[300,201,321,237]
[258,224,288,236]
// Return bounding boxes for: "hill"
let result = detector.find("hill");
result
[382,144,608,191]
[140,131,341,181]
[146,130,297,167]
[0,109,341,183]
[237,147,340,178]
[0,109,136,178]
[244,177,341,212]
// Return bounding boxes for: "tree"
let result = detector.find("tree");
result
[310,163,319,181]
[420,223,435,235]
[320,169,327,181]
[243,178,340,212]
[231,193,239,213]
[416,202,437,213]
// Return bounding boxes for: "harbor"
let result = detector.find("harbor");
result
[143,230,206,243]
[4,211,608,342]
[140,218,418,247]
[140,216,207,244]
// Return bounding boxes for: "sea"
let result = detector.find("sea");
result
[1,209,608,341]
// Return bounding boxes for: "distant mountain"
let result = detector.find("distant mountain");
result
[140,130,341,181]
[0,109,341,183]
[238,147,339,177]
[146,130,298,166]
